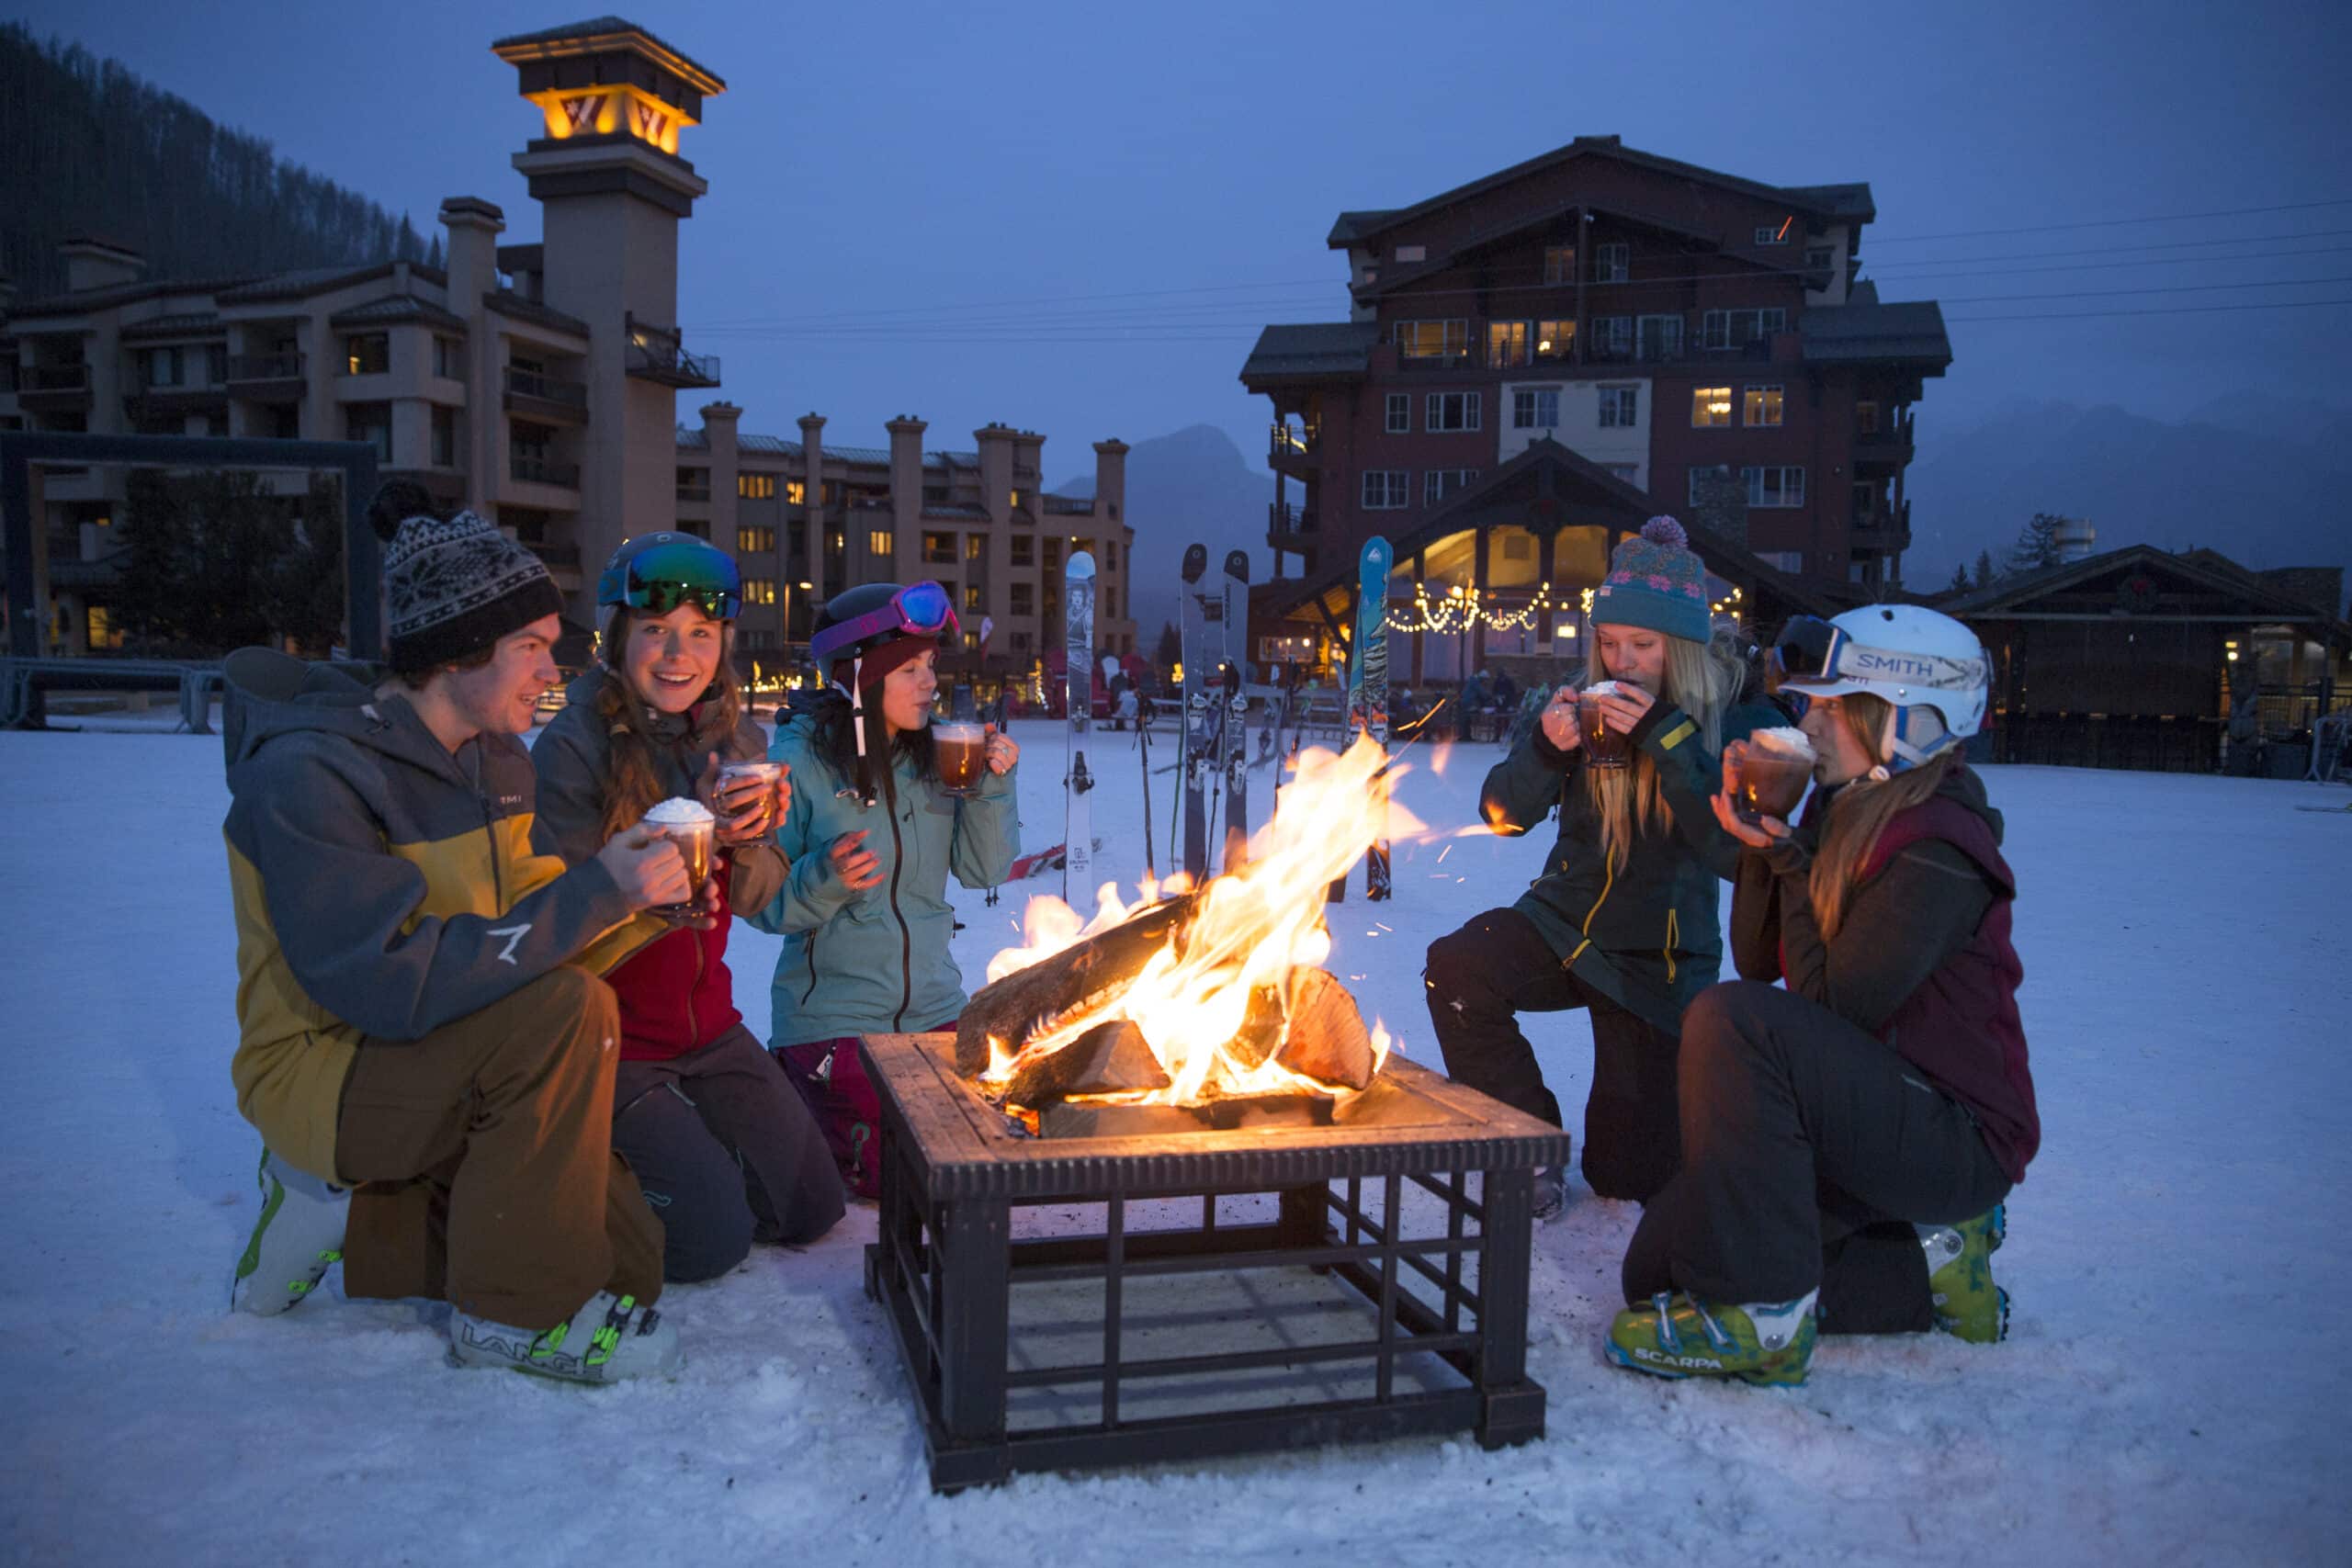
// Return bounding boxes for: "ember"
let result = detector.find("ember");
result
[959,736,1418,1127]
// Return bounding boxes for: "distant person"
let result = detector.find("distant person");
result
[532,532,845,1283]
[748,582,1021,1196]
[1607,606,2036,1387]
[1424,519,1773,1217]
[1492,667,1520,714]
[224,487,689,1382]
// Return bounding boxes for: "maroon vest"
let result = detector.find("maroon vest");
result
[1862,793,2040,1182]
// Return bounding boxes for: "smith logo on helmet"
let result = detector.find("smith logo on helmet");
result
[1848,648,1986,688]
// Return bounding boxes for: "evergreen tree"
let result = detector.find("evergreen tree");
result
[115,469,336,654]
[2007,513,2071,574]
[1973,548,1998,588]
[1948,562,1973,593]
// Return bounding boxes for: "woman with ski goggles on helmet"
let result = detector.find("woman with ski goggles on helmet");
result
[532,532,846,1281]
[741,580,1020,1197]
[1607,604,2039,1388]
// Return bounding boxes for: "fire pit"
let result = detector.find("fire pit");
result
[860,1030,1566,1491]
[859,738,1567,1490]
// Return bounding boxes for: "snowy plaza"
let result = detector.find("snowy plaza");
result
[4,713,2344,1565]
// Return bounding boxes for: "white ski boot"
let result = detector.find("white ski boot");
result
[449,1292,682,1384]
[230,1147,349,1316]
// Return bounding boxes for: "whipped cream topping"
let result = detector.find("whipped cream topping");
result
[643,796,715,828]
[1748,726,1816,760]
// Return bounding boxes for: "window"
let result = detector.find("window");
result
[1701,308,1789,350]
[1011,582,1035,615]
[1361,469,1410,510]
[1044,539,1060,570]
[1744,466,1806,507]
[962,630,980,652]
[1010,489,1025,512]
[1687,464,1734,506]
[1755,220,1793,246]
[675,467,710,502]
[1857,400,1882,434]
[676,519,709,540]
[922,531,956,564]
[739,525,775,553]
[432,336,461,378]
[1103,540,1117,570]
[1385,392,1410,433]
[1761,550,1804,573]
[784,479,807,506]
[1011,535,1033,566]
[87,604,123,650]
[867,529,895,558]
[1012,630,1033,653]
[1543,246,1577,285]
[1425,391,1480,433]
[1511,387,1562,430]
[1635,314,1683,363]
[743,578,777,605]
[1744,385,1784,427]
[143,347,183,388]
[1592,316,1632,357]
[344,333,389,376]
[1603,463,1641,484]
[1805,245,1834,275]
[1102,586,1117,619]
[966,533,986,561]
[345,403,391,460]
[1592,243,1629,283]
[1487,321,1529,368]
[739,473,777,500]
[1393,320,1468,360]
[431,405,456,467]
[1599,386,1639,427]
[1424,468,1479,505]
[1692,387,1733,428]
[1395,243,1426,264]
[964,583,983,614]
[1534,320,1575,360]
[269,403,300,440]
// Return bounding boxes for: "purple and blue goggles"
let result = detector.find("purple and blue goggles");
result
[596,539,742,619]
[809,581,959,662]
[1765,615,1843,691]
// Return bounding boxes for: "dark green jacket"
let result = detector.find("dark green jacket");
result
[1479,698,1781,1033]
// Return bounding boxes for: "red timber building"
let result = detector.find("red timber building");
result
[1238,136,1945,680]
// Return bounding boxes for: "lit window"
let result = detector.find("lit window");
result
[343,334,389,376]
[966,534,986,560]
[1598,386,1639,428]
[1692,388,1733,429]
[1535,320,1575,360]
[785,479,807,506]
[1543,246,1577,285]
[738,525,775,553]
[1010,489,1025,510]
[868,529,896,558]
[964,583,983,613]
[743,578,777,605]
[1486,321,1529,368]
[87,604,123,649]
[923,532,956,564]
[1744,386,1784,427]
[739,473,777,500]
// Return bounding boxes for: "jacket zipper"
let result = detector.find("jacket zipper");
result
[686,854,707,1046]
[886,795,913,1030]
[472,747,504,911]
[1663,908,1679,987]
[1562,850,1618,968]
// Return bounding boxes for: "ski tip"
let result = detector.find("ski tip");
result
[1182,544,1208,581]
[1224,549,1250,579]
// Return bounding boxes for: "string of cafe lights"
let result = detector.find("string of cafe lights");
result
[1379,581,1753,636]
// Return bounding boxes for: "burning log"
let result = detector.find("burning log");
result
[999,1020,1169,1110]
[956,895,1194,1075]
[1271,968,1378,1092]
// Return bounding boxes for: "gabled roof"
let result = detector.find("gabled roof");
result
[217,261,446,304]
[119,311,224,342]
[330,295,470,333]
[1801,299,1951,367]
[1324,136,1871,251]
[1238,322,1383,383]
[483,289,591,338]
[1939,543,2347,629]
[7,276,261,319]
[1354,197,1826,303]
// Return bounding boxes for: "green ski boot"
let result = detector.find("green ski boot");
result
[1919,1203,2008,1343]
[1605,1289,1818,1387]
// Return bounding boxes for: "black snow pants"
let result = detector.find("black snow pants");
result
[611,1023,847,1283]
[1621,981,2011,1332]
[1424,908,1683,1202]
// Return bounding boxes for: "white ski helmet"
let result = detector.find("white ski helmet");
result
[1769,604,1989,776]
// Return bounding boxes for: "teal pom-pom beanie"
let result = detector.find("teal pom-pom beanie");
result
[1589,515,1711,643]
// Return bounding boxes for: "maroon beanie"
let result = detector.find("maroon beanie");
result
[831,632,933,694]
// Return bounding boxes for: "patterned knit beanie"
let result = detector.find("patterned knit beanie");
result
[1590,515,1710,643]
[370,483,563,672]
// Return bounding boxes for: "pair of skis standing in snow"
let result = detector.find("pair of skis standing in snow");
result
[1050,536,1399,913]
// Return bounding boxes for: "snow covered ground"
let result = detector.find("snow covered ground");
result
[5,714,2346,1565]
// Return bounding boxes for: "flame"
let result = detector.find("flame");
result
[982,734,1415,1107]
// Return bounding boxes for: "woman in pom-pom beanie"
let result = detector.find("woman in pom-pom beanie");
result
[1424,517,1779,1215]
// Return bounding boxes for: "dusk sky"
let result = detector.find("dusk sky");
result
[11,0,2347,481]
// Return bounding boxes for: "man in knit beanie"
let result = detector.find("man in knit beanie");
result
[219,481,702,1383]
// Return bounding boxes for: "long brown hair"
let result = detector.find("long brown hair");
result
[1807,692,1959,939]
[1582,622,1744,869]
[593,606,748,840]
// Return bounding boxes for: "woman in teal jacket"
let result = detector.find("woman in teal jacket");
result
[747,581,1019,1192]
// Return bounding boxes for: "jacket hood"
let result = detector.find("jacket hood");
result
[1938,760,2004,847]
[220,647,452,787]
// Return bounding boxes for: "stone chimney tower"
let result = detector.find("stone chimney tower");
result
[491,19,727,623]
[438,197,505,516]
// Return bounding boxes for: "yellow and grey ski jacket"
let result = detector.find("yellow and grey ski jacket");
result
[220,649,644,1180]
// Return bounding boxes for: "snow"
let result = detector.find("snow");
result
[5,715,2346,1565]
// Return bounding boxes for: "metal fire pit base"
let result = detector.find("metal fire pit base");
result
[859,1032,1571,1493]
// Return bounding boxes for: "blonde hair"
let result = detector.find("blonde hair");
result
[1806,692,1959,938]
[1583,623,1743,869]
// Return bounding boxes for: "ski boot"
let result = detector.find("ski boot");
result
[1919,1203,2008,1343]
[230,1147,349,1316]
[1531,1166,1568,1224]
[449,1292,682,1384]
[1606,1290,1818,1386]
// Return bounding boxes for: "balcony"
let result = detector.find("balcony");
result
[1269,423,1320,474]
[1853,412,1917,467]
[1268,501,1319,551]
[1849,501,1912,554]
[503,365,589,425]
[676,481,712,503]
[624,315,721,389]
[509,453,580,490]
[17,363,92,413]
[224,352,308,400]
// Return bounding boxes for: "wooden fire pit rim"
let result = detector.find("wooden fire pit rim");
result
[859,1032,1572,1201]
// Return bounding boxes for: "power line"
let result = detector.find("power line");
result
[1948,298,2352,322]
[1867,197,2352,244]
[1934,275,2352,305]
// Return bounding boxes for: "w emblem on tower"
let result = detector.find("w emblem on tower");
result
[560,95,601,134]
